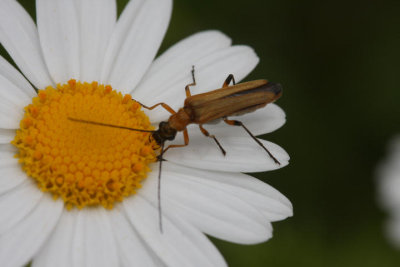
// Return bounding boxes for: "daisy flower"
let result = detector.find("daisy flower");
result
[377,136,400,248]
[0,0,292,266]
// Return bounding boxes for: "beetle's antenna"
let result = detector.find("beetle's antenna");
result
[68,118,155,133]
[158,142,166,233]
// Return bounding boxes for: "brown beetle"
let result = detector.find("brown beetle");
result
[70,66,283,232]
[138,66,282,163]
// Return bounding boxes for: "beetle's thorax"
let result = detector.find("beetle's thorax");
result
[168,108,192,131]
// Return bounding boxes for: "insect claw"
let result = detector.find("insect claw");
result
[216,148,226,156]
[156,155,166,162]
[267,152,281,165]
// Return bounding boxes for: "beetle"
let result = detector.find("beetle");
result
[140,66,282,164]
[70,66,283,232]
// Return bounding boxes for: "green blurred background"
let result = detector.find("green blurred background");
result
[6,0,400,266]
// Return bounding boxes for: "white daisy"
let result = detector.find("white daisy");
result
[378,136,400,249]
[0,0,292,266]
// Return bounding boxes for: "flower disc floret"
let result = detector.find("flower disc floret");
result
[12,80,157,209]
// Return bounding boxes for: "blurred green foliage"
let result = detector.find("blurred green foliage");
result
[8,0,400,266]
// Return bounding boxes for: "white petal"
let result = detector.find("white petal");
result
[0,165,26,196]
[0,145,27,195]
[109,208,163,267]
[0,58,38,129]
[77,0,116,82]
[136,45,259,122]
[37,0,80,83]
[385,218,400,249]
[32,210,76,267]
[378,168,400,211]
[0,0,54,89]
[164,162,292,221]
[139,164,275,244]
[0,195,63,267]
[0,143,18,166]
[0,128,14,144]
[165,136,289,172]
[123,196,227,267]
[197,172,293,222]
[71,208,119,267]
[134,30,232,99]
[0,180,43,235]
[0,55,36,98]
[377,138,400,211]
[101,0,172,93]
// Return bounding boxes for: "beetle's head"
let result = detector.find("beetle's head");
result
[153,121,177,144]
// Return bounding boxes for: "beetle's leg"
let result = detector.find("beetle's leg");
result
[185,65,197,97]
[162,129,189,155]
[222,74,236,88]
[135,101,176,115]
[223,117,280,165]
[199,124,226,156]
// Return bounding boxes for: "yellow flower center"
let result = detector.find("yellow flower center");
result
[12,80,157,209]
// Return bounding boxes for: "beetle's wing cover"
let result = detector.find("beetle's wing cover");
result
[186,80,267,106]
[186,81,282,123]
